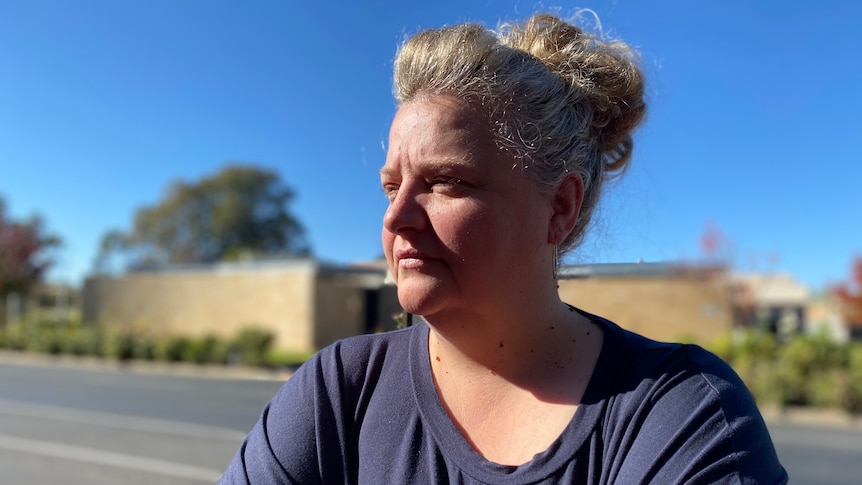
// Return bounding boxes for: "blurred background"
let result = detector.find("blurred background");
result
[1,1,861,484]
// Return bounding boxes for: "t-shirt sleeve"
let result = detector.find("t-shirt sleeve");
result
[218,348,355,484]
[612,345,788,485]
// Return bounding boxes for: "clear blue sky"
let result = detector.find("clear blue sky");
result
[1,0,860,292]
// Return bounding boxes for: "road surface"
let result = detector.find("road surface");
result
[1,354,859,484]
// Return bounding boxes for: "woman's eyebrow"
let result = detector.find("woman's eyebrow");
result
[379,166,399,178]
[379,159,474,177]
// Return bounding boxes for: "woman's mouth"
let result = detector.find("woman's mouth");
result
[395,248,437,269]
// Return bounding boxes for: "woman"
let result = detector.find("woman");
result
[221,13,787,484]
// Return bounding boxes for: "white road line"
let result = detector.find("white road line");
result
[0,433,223,482]
[0,398,247,442]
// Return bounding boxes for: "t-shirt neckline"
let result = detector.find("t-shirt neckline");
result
[408,313,625,482]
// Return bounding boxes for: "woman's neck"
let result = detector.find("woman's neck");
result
[424,299,602,399]
[424,299,604,465]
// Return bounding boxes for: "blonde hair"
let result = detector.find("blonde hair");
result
[393,13,646,252]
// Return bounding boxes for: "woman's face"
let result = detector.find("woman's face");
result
[380,95,554,318]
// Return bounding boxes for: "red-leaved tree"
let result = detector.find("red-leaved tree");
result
[833,257,862,328]
[0,198,61,299]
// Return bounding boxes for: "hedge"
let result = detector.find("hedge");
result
[0,315,311,370]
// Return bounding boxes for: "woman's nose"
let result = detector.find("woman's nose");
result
[383,186,426,234]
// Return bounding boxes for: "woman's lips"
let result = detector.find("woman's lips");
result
[395,248,438,269]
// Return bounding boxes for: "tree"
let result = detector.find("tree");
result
[0,197,62,298]
[699,220,735,264]
[96,164,310,272]
[833,257,862,330]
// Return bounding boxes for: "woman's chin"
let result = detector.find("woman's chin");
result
[396,279,449,316]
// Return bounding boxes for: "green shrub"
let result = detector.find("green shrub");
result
[26,320,61,354]
[711,330,862,413]
[207,337,231,365]
[3,322,27,350]
[807,368,845,408]
[132,334,157,361]
[102,328,137,361]
[775,333,847,407]
[1,317,106,357]
[153,335,193,362]
[14,318,90,355]
[59,323,104,356]
[0,318,298,371]
[182,335,229,364]
[735,355,783,406]
[844,343,862,414]
[711,330,783,406]
[232,327,275,367]
[265,348,314,368]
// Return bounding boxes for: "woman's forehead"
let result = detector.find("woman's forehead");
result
[387,97,493,155]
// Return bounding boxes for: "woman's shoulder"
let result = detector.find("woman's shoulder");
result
[264,325,418,438]
[584,312,787,483]
[219,326,421,484]
[595,313,757,415]
[320,324,415,361]
[588,311,740,387]
[292,325,417,388]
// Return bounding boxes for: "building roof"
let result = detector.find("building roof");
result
[732,272,810,306]
[558,262,725,279]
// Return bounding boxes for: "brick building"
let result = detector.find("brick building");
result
[82,260,750,352]
[82,259,401,353]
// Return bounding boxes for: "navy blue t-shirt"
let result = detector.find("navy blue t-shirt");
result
[220,313,787,484]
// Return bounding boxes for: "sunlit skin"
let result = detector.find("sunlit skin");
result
[380,94,603,465]
[381,95,554,321]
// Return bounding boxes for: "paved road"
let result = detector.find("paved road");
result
[1,356,860,484]
[0,357,284,484]
[768,420,862,485]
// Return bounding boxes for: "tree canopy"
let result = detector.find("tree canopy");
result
[833,257,862,328]
[0,197,62,297]
[97,164,310,272]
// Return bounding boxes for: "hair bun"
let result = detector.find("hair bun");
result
[393,12,648,252]
[503,13,646,174]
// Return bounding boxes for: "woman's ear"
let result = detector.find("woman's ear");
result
[548,173,584,245]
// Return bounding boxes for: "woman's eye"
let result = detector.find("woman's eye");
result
[429,177,467,196]
[433,177,463,187]
[382,184,399,200]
